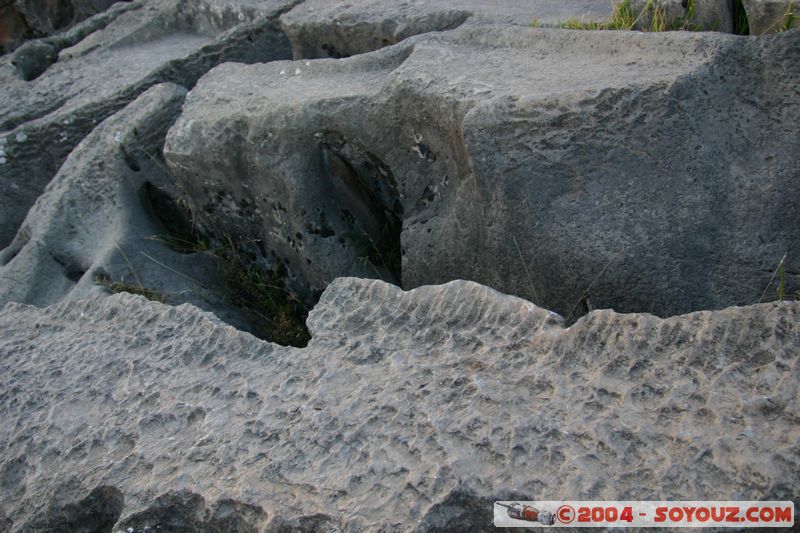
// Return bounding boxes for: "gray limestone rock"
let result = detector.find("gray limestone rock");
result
[742,0,799,34]
[10,1,140,80]
[279,0,616,59]
[165,25,800,321]
[278,0,741,62]
[0,278,797,531]
[0,82,272,339]
[0,0,297,249]
[9,38,57,80]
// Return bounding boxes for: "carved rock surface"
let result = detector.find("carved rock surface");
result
[165,25,800,320]
[0,278,798,531]
[0,0,296,249]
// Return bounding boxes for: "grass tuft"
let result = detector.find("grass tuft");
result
[757,254,800,304]
[559,0,701,32]
[733,0,751,34]
[95,273,166,303]
[779,0,797,32]
[214,234,310,347]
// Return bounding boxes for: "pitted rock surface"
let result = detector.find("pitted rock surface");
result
[1,278,798,531]
[279,0,617,59]
[0,0,297,249]
[165,25,800,320]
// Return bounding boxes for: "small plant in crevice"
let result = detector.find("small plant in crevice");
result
[779,0,797,32]
[732,0,751,34]
[147,225,312,347]
[94,243,167,303]
[758,254,800,304]
[342,216,403,284]
[214,234,311,347]
[556,0,702,32]
[95,272,166,303]
[140,174,311,346]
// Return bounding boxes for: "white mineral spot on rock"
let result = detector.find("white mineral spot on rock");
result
[280,70,286,75]
[114,131,122,143]
[15,132,27,143]
[295,68,302,75]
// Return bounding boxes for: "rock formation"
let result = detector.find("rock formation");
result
[165,25,800,321]
[1,1,798,531]
[0,0,126,53]
[0,0,296,249]
[0,280,798,531]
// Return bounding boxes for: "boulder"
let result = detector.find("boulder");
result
[13,0,124,36]
[165,25,800,321]
[0,279,797,530]
[279,0,740,61]
[279,0,616,58]
[742,0,799,34]
[0,82,295,341]
[0,0,296,249]
[10,1,139,80]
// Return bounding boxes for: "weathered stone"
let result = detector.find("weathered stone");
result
[116,490,269,533]
[279,0,616,58]
[17,0,105,35]
[0,0,29,53]
[278,0,740,62]
[165,25,800,321]
[10,1,139,80]
[23,485,125,533]
[742,0,799,34]
[9,38,57,79]
[0,0,296,249]
[0,83,272,340]
[0,0,130,53]
[0,279,797,530]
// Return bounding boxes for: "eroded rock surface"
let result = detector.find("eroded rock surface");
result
[0,0,127,53]
[165,26,800,320]
[278,0,744,61]
[0,0,297,249]
[14,0,124,37]
[0,83,292,341]
[0,279,798,531]
[1,2,798,531]
[279,0,616,59]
